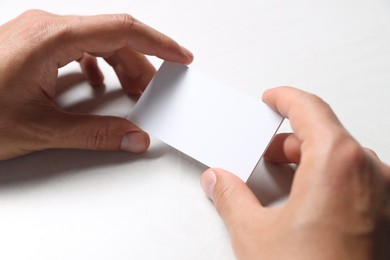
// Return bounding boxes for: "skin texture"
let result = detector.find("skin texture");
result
[201,87,390,260]
[1,10,390,260]
[0,9,193,160]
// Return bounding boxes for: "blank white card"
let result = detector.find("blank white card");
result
[128,62,283,181]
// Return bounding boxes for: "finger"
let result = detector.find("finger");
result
[78,53,104,86]
[365,148,390,184]
[382,164,390,184]
[51,13,193,67]
[262,87,345,141]
[49,110,150,153]
[364,147,379,159]
[264,133,301,163]
[201,168,263,231]
[105,48,156,94]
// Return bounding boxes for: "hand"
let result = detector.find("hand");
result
[0,9,193,160]
[201,87,390,260]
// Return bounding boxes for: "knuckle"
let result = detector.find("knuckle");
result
[114,13,136,31]
[19,9,47,18]
[305,92,333,111]
[308,93,326,104]
[87,123,112,150]
[310,95,334,116]
[337,137,367,170]
[323,135,370,185]
[15,10,57,46]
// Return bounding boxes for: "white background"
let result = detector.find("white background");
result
[0,0,389,259]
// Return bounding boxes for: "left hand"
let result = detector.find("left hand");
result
[0,10,193,160]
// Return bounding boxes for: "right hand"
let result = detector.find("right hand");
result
[201,87,390,260]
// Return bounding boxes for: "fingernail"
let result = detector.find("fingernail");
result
[201,170,217,200]
[180,45,194,63]
[120,132,148,153]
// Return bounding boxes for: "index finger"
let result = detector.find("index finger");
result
[262,86,345,141]
[42,12,193,66]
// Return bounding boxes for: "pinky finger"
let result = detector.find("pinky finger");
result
[78,53,105,86]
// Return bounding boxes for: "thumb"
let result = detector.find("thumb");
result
[201,168,263,231]
[50,111,149,153]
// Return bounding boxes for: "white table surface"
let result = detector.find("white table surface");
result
[0,0,389,259]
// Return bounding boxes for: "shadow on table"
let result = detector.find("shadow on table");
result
[0,71,293,204]
[247,159,294,207]
[55,72,139,115]
[0,142,168,187]
[0,145,294,206]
